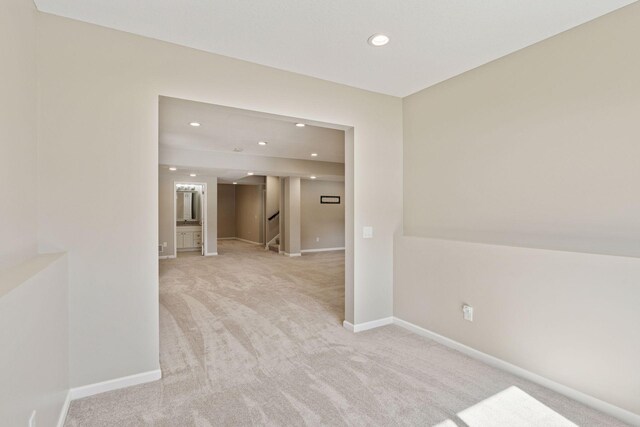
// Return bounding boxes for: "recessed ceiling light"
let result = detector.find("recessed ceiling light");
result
[232,182,237,185]
[189,122,201,127]
[257,141,267,146]
[190,173,196,177]
[310,176,317,179]
[295,123,305,127]
[169,167,177,171]
[247,172,254,175]
[311,153,318,157]
[368,33,389,47]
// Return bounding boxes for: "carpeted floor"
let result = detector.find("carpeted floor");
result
[65,240,627,426]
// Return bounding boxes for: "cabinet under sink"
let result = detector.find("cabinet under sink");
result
[177,226,202,250]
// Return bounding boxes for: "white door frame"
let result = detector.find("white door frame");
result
[173,181,207,258]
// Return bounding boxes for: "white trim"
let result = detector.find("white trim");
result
[235,237,263,245]
[301,247,345,253]
[217,237,235,240]
[56,390,71,427]
[205,252,218,256]
[266,233,280,247]
[343,316,394,333]
[283,252,302,257]
[159,255,176,260]
[69,369,162,401]
[343,320,355,332]
[392,317,640,426]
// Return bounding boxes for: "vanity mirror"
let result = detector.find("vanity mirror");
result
[176,186,202,222]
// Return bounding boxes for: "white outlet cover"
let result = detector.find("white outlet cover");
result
[363,226,373,239]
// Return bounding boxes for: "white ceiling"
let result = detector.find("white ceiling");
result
[34,0,636,96]
[159,97,345,163]
[159,165,343,184]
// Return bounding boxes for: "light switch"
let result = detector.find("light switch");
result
[363,226,373,239]
[462,304,473,322]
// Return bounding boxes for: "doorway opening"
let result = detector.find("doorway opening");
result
[173,182,207,258]
[158,95,353,323]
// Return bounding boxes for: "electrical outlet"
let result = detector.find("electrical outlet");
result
[462,304,473,322]
[316,237,320,242]
[363,226,373,239]
[29,410,36,427]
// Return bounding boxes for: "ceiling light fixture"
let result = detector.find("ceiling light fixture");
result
[368,33,389,47]
[190,173,197,177]
[311,153,318,157]
[310,176,317,179]
[295,123,305,127]
[169,167,177,171]
[189,122,201,127]
[247,172,254,175]
[257,141,267,146]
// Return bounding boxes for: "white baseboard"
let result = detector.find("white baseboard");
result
[234,238,263,245]
[342,320,354,332]
[69,369,162,401]
[392,317,640,426]
[217,237,235,240]
[343,317,394,333]
[56,390,71,427]
[205,252,218,256]
[301,247,345,253]
[158,255,176,260]
[283,252,301,257]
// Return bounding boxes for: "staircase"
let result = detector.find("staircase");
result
[268,236,280,253]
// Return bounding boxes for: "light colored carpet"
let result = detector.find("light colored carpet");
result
[65,240,627,426]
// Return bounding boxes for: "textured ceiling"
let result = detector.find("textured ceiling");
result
[34,0,636,96]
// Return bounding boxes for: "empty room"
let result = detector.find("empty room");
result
[1,0,639,426]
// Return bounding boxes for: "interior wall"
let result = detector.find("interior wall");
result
[282,177,301,255]
[37,11,401,388]
[398,2,640,417]
[0,0,38,270]
[158,172,217,258]
[301,180,345,251]
[0,254,69,426]
[217,184,236,239]
[235,185,264,244]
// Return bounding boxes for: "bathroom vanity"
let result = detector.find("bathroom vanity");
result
[176,225,202,250]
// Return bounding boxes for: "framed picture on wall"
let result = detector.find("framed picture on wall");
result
[320,196,340,204]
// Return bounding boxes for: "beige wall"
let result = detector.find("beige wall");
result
[36,9,401,389]
[301,180,345,251]
[217,184,236,239]
[159,172,217,257]
[0,0,38,270]
[403,3,640,257]
[282,177,301,255]
[0,254,69,426]
[235,185,263,244]
[398,2,640,418]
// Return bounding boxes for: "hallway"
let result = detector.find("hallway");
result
[65,241,622,426]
